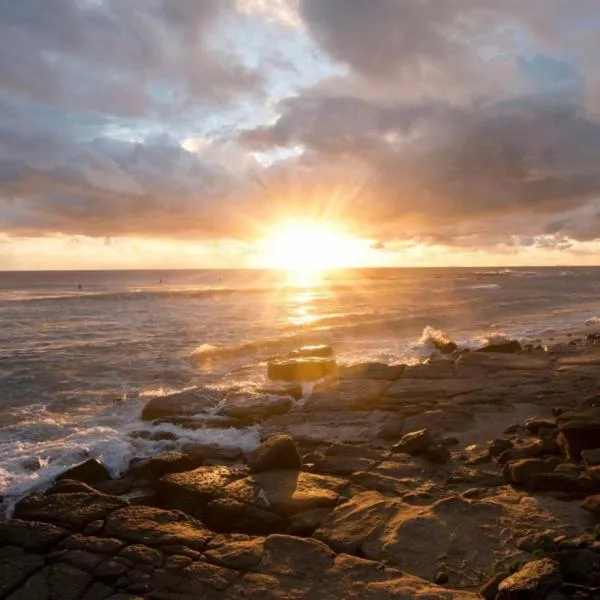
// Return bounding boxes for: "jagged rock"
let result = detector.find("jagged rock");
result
[496,558,562,599]
[127,451,200,482]
[57,459,110,485]
[203,498,285,535]
[289,345,334,358]
[582,448,600,466]
[0,520,68,552]
[219,391,293,420]
[338,362,404,380]
[104,506,211,550]
[392,428,432,455]
[141,387,221,421]
[525,417,557,435]
[557,421,600,461]
[156,465,247,513]
[267,357,337,382]
[502,459,553,485]
[14,493,127,531]
[489,438,513,457]
[247,435,301,473]
[46,480,106,496]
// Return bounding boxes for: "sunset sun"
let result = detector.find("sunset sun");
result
[264,220,367,274]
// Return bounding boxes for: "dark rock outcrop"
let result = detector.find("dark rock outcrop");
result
[267,357,337,382]
[247,435,301,473]
[391,428,433,455]
[57,459,110,485]
[496,558,562,599]
[477,340,522,354]
[141,387,221,421]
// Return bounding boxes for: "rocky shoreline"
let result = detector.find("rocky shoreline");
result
[3,337,600,599]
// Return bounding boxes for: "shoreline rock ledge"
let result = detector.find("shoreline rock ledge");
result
[4,338,600,598]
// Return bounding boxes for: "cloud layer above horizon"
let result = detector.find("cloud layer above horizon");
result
[3,0,600,265]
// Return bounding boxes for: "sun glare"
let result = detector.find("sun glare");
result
[264,220,367,275]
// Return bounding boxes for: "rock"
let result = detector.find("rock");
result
[436,341,458,354]
[225,470,346,517]
[247,434,301,473]
[496,558,562,599]
[401,360,456,379]
[46,479,104,496]
[203,498,285,535]
[582,448,600,466]
[392,428,432,455]
[22,457,41,472]
[502,459,553,485]
[526,472,594,495]
[141,387,221,421]
[219,391,293,420]
[582,494,600,517]
[517,533,559,554]
[0,520,68,552]
[267,357,337,382]
[479,571,508,600]
[7,563,92,600]
[127,451,200,482]
[259,534,335,577]
[557,421,600,461]
[552,549,600,585]
[338,362,404,380]
[204,535,265,570]
[441,436,460,447]
[306,378,394,411]
[289,345,334,358]
[434,569,450,584]
[104,506,211,550]
[424,444,451,464]
[456,352,550,371]
[0,554,45,598]
[14,493,127,531]
[477,340,522,354]
[489,438,513,457]
[287,508,331,536]
[148,560,237,596]
[257,383,303,400]
[57,459,110,485]
[156,465,247,513]
[526,417,557,435]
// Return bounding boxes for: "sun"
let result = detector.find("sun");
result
[263,220,367,275]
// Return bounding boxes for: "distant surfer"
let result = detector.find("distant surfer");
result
[159,278,163,284]
[78,284,82,290]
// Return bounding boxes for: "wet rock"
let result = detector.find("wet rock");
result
[306,378,394,411]
[489,438,513,457]
[156,465,247,513]
[267,357,337,382]
[94,479,134,496]
[22,457,41,472]
[289,345,334,358]
[581,494,600,517]
[0,520,68,552]
[424,444,451,464]
[477,340,522,354]
[247,434,301,473]
[441,436,460,447]
[104,506,211,550]
[127,451,200,482]
[556,421,600,461]
[526,417,557,435]
[436,340,458,354]
[338,362,404,380]
[552,549,600,585]
[203,498,285,535]
[14,493,127,531]
[526,472,594,495]
[181,443,243,464]
[434,569,450,584]
[257,383,303,400]
[392,428,433,455]
[502,459,553,485]
[57,459,110,485]
[219,391,293,420]
[141,387,221,421]
[517,533,559,554]
[479,571,508,600]
[496,558,561,599]
[582,448,600,466]
[0,554,45,598]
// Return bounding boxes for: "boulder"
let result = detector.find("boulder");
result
[219,391,293,420]
[477,340,522,354]
[557,421,600,460]
[127,451,200,482]
[204,535,265,570]
[247,435,301,473]
[338,362,404,381]
[496,558,562,599]
[525,417,557,435]
[552,549,600,586]
[392,428,432,455]
[289,345,334,358]
[257,383,303,400]
[526,472,595,495]
[104,506,211,550]
[582,448,600,466]
[224,470,346,517]
[203,498,285,535]
[267,357,337,382]
[0,520,68,552]
[141,387,221,421]
[424,444,451,464]
[581,494,600,517]
[502,459,553,485]
[57,459,110,485]
[181,443,243,463]
[305,378,394,411]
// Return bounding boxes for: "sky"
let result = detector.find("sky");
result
[3,0,600,269]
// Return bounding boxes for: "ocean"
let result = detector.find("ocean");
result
[1,267,600,504]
